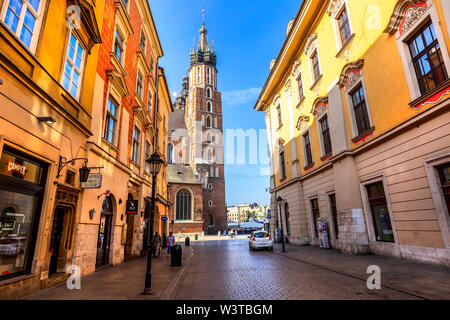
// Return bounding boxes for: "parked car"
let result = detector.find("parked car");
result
[248,231,273,251]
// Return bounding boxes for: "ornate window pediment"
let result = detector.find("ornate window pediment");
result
[338,59,364,90]
[384,0,428,35]
[327,0,346,18]
[68,0,102,52]
[296,115,310,132]
[310,97,329,117]
[291,60,301,77]
[106,69,129,97]
[304,33,318,57]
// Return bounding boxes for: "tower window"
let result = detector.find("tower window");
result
[207,101,212,112]
[206,116,212,128]
[206,67,210,84]
[206,87,212,99]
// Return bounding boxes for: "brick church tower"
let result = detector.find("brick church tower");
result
[170,10,226,234]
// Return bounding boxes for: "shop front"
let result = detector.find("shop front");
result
[0,146,48,281]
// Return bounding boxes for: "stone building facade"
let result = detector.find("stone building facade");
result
[256,0,450,266]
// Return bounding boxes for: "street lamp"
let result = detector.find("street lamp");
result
[277,196,286,253]
[143,152,165,295]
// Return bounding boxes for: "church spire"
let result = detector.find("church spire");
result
[198,9,209,52]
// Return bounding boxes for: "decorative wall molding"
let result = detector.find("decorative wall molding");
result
[291,60,301,77]
[304,33,318,57]
[384,0,428,35]
[338,59,364,89]
[286,18,295,36]
[310,97,329,117]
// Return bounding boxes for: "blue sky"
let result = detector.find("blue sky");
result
[149,0,300,206]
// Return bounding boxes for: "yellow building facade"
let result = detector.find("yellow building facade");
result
[0,0,104,298]
[256,0,450,265]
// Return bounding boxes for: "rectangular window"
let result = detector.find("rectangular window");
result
[297,74,304,102]
[408,21,448,95]
[329,194,339,239]
[320,115,332,156]
[114,30,124,63]
[366,182,394,242]
[147,93,152,114]
[136,72,143,98]
[4,0,42,49]
[132,126,140,163]
[104,97,118,145]
[438,164,450,216]
[337,7,351,45]
[0,147,47,280]
[351,85,371,136]
[279,151,286,181]
[303,132,313,167]
[311,198,320,237]
[145,141,150,172]
[140,31,146,53]
[62,33,85,99]
[277,106,282,128]
[311,50,321,82]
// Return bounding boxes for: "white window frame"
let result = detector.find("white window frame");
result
[61,31,86,100]
[206,101,212,112]
[208,200,213,208]
[344,72,375,139]
[424,153,450,249]
[359,173,398,244]
[206,87,212,99]
[330,1,354,52]
[393,1,450,101]
[215,167,219,178]
[1,0,45,53]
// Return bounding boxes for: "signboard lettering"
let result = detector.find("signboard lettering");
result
[81,173,103,189]
[126,200,139,215]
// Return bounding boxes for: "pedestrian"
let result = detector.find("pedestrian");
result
[152,232,162,257]
[167,231,175,258]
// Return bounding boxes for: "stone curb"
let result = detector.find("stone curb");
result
[160,246,194,300]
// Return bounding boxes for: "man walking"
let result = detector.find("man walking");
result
[152,232,162,257]
[167,231,175,258]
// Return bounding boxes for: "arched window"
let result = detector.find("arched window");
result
[167,143,174,164]
[206,116,212,128]
[207,101,212,112]
[206,132,212,144]
[176,189,192,221]
[206,87,212,99]
[285,202,291,236]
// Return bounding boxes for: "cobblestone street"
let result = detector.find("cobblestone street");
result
[171,238,450,300]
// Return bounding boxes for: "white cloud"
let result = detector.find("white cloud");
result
[221,88,261,107]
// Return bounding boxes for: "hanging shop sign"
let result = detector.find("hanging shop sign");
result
[126,200,139,215]
[81,173,102,189]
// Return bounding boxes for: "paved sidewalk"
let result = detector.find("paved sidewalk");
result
[21,246,193,300]
[273,243,450,300]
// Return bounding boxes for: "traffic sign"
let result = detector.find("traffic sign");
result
[161,216,168,222]
[267,214,272,220]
